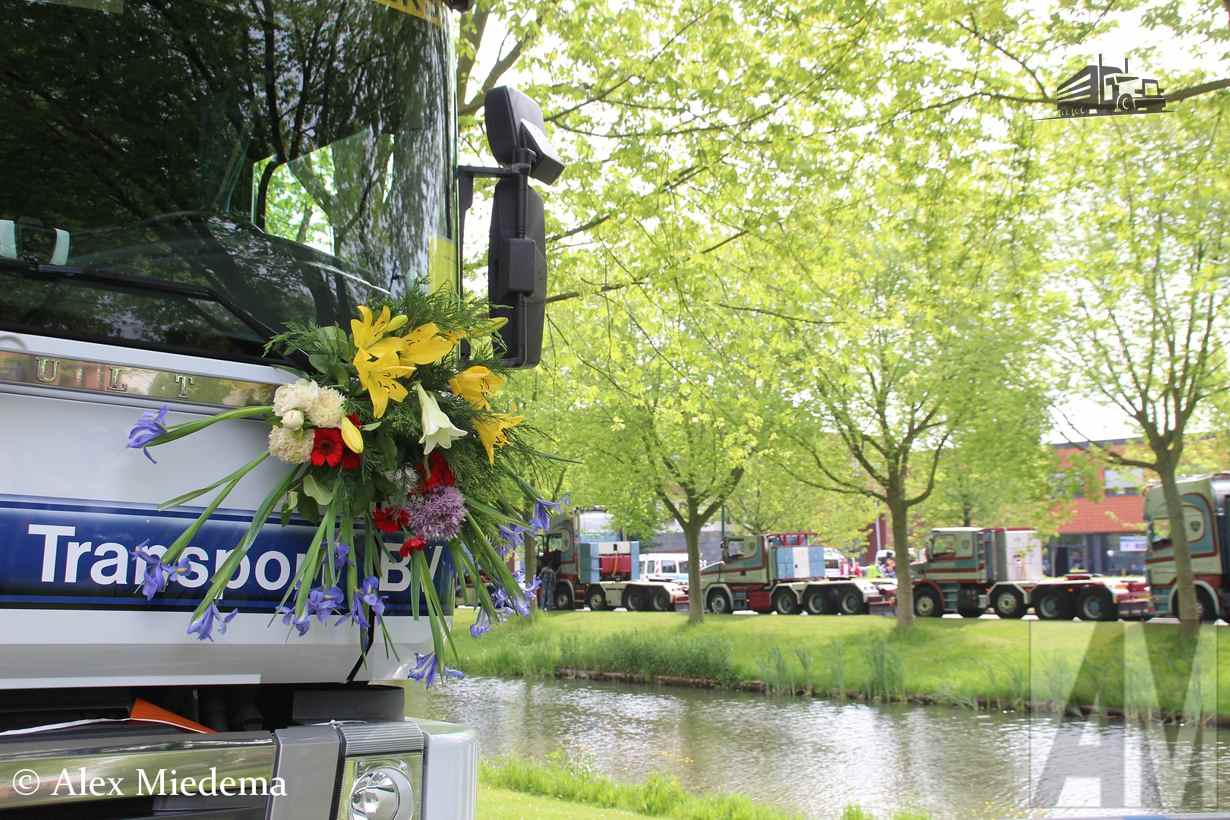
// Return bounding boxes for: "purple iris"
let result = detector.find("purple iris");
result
[333,543,350,574]
[308,586,345,623]
[529,498,562,532]
[470,608,492,638]
[407,652,463,687]
[359,576,386,623]
[336,604,370,631]
[497,523,527,557]
[187,602,237,641]
[277,605,312,636]
[131,543,166,600]
[126,405,169,464]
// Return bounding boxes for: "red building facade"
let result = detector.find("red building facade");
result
[1051,440,1148,576]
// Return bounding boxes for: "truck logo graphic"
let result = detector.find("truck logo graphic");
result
[1055,54,1167,117]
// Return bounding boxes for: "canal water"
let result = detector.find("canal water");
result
[405,676,1228,819]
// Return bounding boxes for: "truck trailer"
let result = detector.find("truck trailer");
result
[0,1,564,816]
[898,528,1152,621]
[700,535,889,616]
[545,510,688,611]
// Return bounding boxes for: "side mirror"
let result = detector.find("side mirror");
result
[459,86,565,368]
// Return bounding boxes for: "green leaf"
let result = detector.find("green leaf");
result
[303,473,335,505]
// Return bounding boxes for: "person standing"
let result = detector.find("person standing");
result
[538,557,557,612]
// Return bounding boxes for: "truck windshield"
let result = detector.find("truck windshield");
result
[0,0,454,363]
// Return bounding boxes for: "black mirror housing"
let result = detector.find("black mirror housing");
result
[458,86,565,369]
[484,86,564,184]
[488,179,546,367]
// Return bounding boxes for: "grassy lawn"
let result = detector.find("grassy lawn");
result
[452,608,1228,718]
[479,785,654,819]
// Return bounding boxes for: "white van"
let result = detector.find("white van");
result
[639,552,691,585]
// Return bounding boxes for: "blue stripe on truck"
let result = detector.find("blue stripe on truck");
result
[0,495,450,615]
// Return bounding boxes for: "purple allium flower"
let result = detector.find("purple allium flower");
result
[402,486,466,541]
[333,543,350,574]
[277,605,311,636]
[127,405,169,463]
[359,576,386,623]
[408,652,463,687]
[187,602,237,641]
[308,586,345,623]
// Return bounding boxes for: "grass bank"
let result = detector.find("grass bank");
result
[478,754,926,820]
[451,609,1229,720]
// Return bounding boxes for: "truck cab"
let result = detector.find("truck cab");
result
[1143,474,1229,621]
[0,1,482,816]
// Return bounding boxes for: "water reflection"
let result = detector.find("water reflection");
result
[407,676,1225,818]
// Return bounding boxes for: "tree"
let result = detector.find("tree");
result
[1049,96,1230,625]
[758,127,1052,627]
[520,212,787,622]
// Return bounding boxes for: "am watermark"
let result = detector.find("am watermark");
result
[1028,621,1224,811]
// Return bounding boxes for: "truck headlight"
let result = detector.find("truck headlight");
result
[350,762,415,820]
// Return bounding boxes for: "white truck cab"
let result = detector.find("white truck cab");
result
[0,1,495,817]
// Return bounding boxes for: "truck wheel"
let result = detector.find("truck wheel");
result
[555,586,575,611]
[803,588,832,615]
[837,588,865,616]
[1077,588,1117,622]
[913,588,941,618]
[773,589,799,615]
[992,588,1025,619]
[627,589,648,611]
[1035,589,1073,621]
[707,589,733,615]
[1175,589,1217,623]
[651,588,672,612]
[586,587,607,611]
[1117,93,1136,111]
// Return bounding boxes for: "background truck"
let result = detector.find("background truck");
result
[639,551,692,584]
[903,527,1152,621]
[1143,473,1229,622]
[1055,54,1167,115]
[701,534,889,616]
[545,509,689,611]
[0,1,561,816]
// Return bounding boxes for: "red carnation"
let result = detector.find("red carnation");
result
[373,505,410,533]
[400,536,426,557]
[311,427,344,468]
[416,451,456,493]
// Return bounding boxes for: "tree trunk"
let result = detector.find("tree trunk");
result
[1158,462,1200,628]
[523,534,538,611]
[888,494,914,628]
[684,522,704,625]
[962,501,973,528]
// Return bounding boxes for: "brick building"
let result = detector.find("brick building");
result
[1050,440,1149,576]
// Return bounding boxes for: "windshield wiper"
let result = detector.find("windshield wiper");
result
[0,256,309,368]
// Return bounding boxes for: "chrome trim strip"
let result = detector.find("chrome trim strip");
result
[337,722,425,756]
[0,731,275,808]
[0,349,276,408]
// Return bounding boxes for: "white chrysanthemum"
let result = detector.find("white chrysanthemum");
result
[268,426,313,464]
[281,409,304,431]
[306,386,346,428]
[273,379,320,417]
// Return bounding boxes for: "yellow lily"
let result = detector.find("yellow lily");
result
[448,365,506,411]
[400,322,455,366]
[339,414,364,453]
[351,305,408,353]
[474,412,524,464]
[354,348,414,419]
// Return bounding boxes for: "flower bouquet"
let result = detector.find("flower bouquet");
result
[126,290,553,684]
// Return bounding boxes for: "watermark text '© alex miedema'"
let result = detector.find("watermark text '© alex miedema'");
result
[9,767,288,798]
